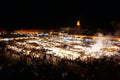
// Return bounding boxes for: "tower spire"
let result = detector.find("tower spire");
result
[77,20,80,27]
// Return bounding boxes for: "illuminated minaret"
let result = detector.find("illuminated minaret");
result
[77,20,80,27]
[75,20,81,34]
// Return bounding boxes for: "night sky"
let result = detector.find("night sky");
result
[0,1,120,31]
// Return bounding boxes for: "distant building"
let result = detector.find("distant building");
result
[60,20,82,34]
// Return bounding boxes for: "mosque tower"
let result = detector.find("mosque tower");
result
[75,20,81,34]
[77,20,80,27]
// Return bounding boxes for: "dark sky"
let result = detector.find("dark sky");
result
[0,1,120,31]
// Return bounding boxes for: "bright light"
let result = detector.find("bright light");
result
[77,21,80,26]
[3,38,9,41]
[3,34,120,63]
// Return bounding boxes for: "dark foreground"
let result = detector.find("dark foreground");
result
[0,53,120,80]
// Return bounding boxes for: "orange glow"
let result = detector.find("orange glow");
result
[14,29,53,34]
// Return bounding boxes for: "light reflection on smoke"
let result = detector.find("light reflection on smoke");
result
[91,33,103,52]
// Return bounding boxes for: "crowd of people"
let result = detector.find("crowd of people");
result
[0,37,120,80]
